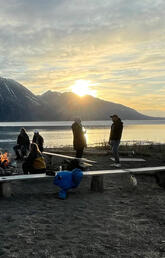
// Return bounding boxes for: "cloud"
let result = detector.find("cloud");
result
[0,0,165,115]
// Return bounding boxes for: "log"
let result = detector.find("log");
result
[90,175,104,192]
[0,182,12,197]
[155,171,165,188]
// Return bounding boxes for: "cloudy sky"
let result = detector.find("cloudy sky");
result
[0,0,165,116]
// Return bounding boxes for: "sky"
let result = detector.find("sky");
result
[0,0,165,117]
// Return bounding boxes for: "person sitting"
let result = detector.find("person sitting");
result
[32,130,44,152]
[13,128,30,160]
[22,143,46,174]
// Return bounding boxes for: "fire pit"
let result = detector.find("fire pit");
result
[0,152,18,176]
[0,152,9,169]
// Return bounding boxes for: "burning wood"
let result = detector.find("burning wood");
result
[0,152,9,168]
[0,152,19,176]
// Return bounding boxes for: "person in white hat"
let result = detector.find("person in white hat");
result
[32,130,44,152]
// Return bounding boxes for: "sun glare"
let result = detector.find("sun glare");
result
[71,80,97,97]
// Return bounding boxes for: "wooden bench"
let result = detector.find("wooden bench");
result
[43,151,96,171]
[43,151,96,163]
[86,167,165,192]
[0,166,165,198]
[0,174,51,197]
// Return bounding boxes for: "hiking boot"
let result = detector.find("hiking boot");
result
[110,163,121,168]
[114,163,121,168]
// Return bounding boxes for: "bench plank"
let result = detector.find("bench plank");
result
[110,158,146,162]
[129,166,165,173]
[84,166,165,176]
[0,174,50,182]
[1,166,165,182]
[0,166,165,197]
[43,151,96,163]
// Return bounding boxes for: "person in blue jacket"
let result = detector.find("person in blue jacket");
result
[54,168,83,199]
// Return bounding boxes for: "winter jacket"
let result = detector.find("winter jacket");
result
[109,119,123,141]
[32,134,44,152]
[72,122,87,150]
[53,168,83,199]
[24,151,46,169]
[17,133,30,149]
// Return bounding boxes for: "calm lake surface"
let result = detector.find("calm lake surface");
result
[0,120,165,151]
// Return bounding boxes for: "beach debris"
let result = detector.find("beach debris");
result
[130,174,138,187]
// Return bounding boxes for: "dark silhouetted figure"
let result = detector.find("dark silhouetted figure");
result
[72,118,87,158]
[13,128,30,160]
[32,130,44,152]
[109,114,123,167]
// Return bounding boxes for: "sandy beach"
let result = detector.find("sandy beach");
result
[0,148,165,258]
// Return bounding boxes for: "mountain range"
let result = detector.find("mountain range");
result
[0,77,160,121]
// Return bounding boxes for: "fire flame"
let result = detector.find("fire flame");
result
[0,152,9,167]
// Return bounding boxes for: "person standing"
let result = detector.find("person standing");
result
[71,118,87,158]
[13,128,30,160]
[109,114,123,167]
[32,130,44,152]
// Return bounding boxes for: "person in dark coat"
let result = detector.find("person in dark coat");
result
[32,130,44,152]
[13,128,30,160]
[109,114,123,167]
[22,143,46,174]
[71,118,87,158]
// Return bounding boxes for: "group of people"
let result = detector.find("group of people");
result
[13,114,123,174]
[72,114,123,168]
[13,129,46,174]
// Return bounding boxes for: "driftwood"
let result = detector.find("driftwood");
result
[90,175,104,192]
[0,182,12,197]
[155,171,165,188]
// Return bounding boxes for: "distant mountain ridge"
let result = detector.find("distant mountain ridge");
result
[39,90,154,120]
[0,77,161,121]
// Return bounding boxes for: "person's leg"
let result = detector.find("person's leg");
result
[22,162,30,174]
[13,145,21,159]
[76,149,84,158]
[39,145,43,152]
[20,145,27,159]
[111,140,120,164]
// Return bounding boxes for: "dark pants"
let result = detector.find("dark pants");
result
[76,149,84,158]
[38,145,43,152]
[13,144,28,159]
[22,162,46,174]
[110,140,120,163]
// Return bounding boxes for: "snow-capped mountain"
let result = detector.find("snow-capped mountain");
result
[0,77,158,121]
[0,77,46,121]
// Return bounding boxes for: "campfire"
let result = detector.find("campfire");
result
[0,152,18,176]
[0,152,9,169]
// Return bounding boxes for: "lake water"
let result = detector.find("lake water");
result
[0,120,165,151]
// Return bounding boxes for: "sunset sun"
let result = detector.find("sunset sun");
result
[71,80,97,97]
